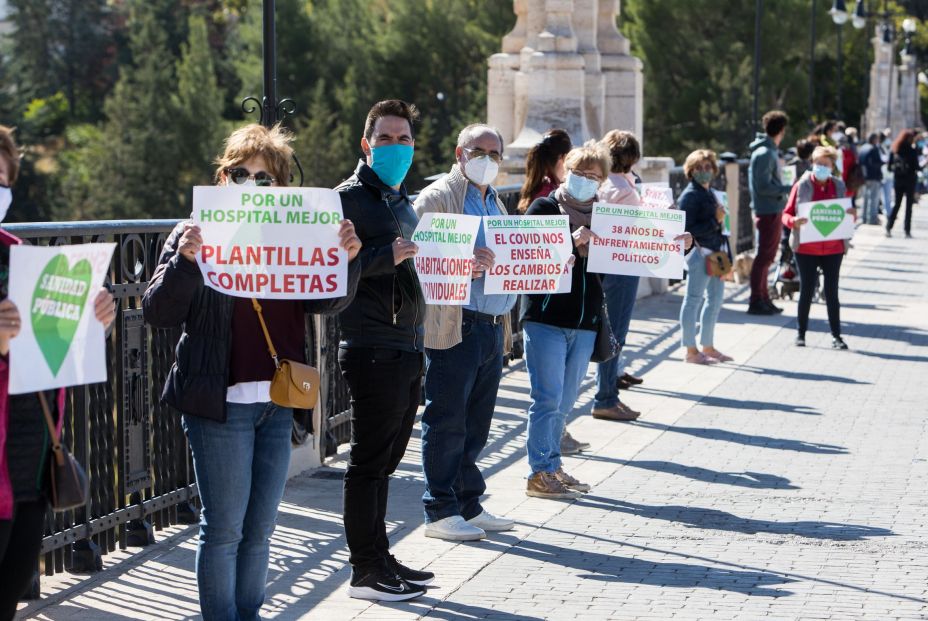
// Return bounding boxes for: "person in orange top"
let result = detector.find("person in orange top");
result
[782,146,856,350]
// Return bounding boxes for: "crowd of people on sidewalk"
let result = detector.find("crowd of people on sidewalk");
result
[0,97,921,619]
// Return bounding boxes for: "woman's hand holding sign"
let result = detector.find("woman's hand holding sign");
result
[93,289,116,330]
[178,223,203,263]
[793,217,809,227]
[0,298,22,355]
[674,232,694,250]
[571,226,598,248]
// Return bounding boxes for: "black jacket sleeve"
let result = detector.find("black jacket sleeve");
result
[340,190,396,278]
[142,221,203,328]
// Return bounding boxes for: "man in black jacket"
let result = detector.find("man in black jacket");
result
[858,132,884,225]
[335,100,431,602]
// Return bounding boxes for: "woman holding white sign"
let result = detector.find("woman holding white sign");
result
[678,149,732,365]
[143,124,361,620]
[521,142,610,500]
[0,125,117,619]
[782,145,854,349]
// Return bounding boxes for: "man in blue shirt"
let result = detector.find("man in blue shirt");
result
[413,124,518,541]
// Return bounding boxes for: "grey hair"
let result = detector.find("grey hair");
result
[457,123,505,155]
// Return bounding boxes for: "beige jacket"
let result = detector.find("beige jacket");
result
[413,164,513,353]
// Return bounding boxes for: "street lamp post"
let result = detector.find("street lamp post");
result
[829,0,849,120]
[752,0,763,133]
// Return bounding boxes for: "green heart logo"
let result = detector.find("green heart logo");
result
[810,203,846,238]
[30,255,93,375]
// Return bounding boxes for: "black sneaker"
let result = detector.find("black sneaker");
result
[795,335,806,347]
[747,301,775,315]
[347,565,425,601]
[832,336,848,350]
[385,554,435,586]
[764,299,784,314]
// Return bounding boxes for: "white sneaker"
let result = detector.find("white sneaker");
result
[467,510,514,532]
[424,515,486,541]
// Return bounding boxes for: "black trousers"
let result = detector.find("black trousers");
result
[889,182,915,234]
[338,347,423,572]
[796,252,843,338]
[0,499,47,621]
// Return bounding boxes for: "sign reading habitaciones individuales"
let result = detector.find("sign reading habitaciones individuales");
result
[411,213,481,305]
[192,186,347,299]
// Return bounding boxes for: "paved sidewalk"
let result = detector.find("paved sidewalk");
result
[20,210,928,620]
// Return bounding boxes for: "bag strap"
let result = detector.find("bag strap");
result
[251,299,280,369]
[38,392,65,467]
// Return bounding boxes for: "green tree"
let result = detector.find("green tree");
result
[92,1,182,219]
[174,12,227,196]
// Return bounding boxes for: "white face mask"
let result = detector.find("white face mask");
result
[0,186,11,223]
[830,132,844,144]
[463,154,499,187]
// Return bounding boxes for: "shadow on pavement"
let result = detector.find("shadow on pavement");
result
[632,420,847,454]
[587,458,799,490]
[483,538,794,597]
[734,364,870,385]
[575,496,893,541]
[632,386,822,414]
[854,350,928,363]
[396,598,547,621]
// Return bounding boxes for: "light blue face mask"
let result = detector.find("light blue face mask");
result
[565,171,600,202]
[370,144,414,187]
[813,164,832,181]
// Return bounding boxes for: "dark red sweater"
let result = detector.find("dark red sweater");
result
[229,298,306,385]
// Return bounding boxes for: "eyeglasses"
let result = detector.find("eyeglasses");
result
[463,147,502,164]
[569,169,603,183]
[225,167,275,187]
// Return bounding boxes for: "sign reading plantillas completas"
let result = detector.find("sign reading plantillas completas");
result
[8,243,116,394]
[483,215,572,294]
[411,213,481,305]
[192,186,347,299]
[796,197,855,243]
[588,203,686,279]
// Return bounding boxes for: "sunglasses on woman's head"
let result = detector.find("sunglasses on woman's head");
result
[225,167,275,187]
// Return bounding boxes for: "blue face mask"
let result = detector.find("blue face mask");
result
[565,171,600,202]
[812,164,832,181]
[369,144,414,187]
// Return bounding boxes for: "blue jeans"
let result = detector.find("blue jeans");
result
[680,251,725,348]
[863,180,881,224]
[523,321,596,474]
[593,274,639,408]
[182,402,293,621]
[881,179,893,217]
[421,318,504,523]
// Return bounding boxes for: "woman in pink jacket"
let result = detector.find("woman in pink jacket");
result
[0,125,115,618]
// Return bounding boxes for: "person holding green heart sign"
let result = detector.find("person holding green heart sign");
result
[782,145,855,350]
[0,125,117,619]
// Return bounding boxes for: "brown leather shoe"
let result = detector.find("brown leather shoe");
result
[526,471,581,499]
[591,404,639,421]
[555,468,591,493]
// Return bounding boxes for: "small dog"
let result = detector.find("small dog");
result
[732,252,754,284]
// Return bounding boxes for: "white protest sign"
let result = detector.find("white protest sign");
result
[796,197,855,242]
[781,164,797,186]
[713,189,731,237]
[588,203,686,279]
[192,186,347,299]
[483,215,572,294]
[411,213,481,305]
[8,243,116,394]
[640,183,674,210]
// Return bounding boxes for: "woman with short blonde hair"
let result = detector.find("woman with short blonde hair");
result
[520,141,609,500]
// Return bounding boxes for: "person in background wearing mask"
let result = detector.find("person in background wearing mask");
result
[413,124,517,542]
[678,150,732,364]
[782,146,854,349]
[521,142,610,500]
[887,128,921,239]
[858,133,885,225]
[517,129,572,213]
[1,125,117,618]
[747,110,791,315]
[591,129,645,423]
[334,100,431,601]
